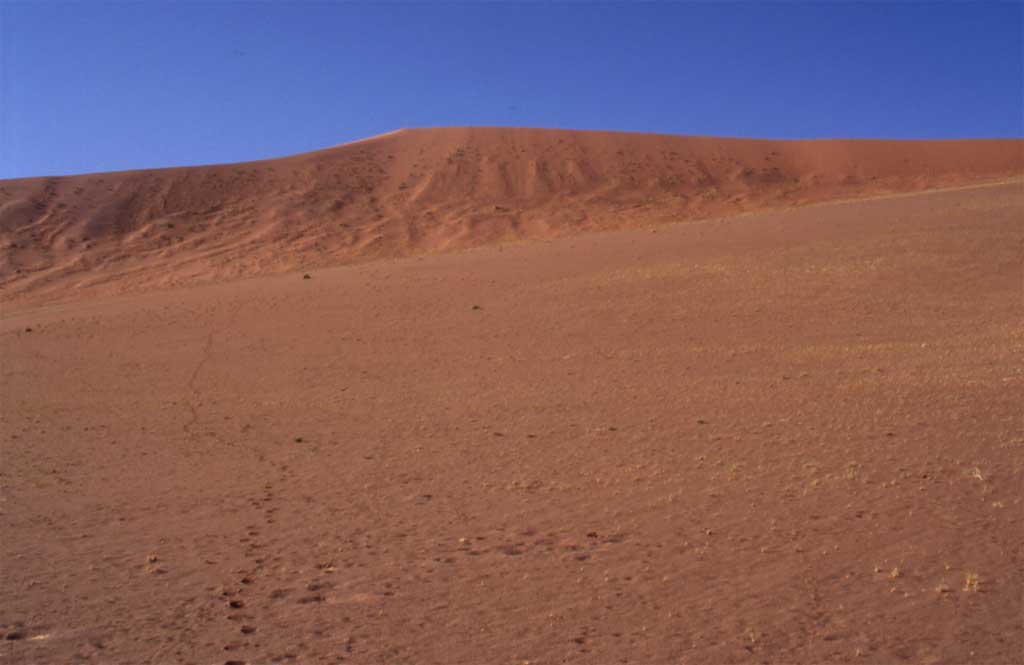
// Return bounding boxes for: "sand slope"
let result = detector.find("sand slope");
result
[2,128,1021,302]
[1,182,1022,663]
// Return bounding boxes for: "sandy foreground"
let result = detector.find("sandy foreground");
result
[1,175,1022,664]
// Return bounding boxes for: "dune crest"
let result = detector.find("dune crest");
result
[2,127,1021,302]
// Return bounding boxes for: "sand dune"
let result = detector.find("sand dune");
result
[2,127,1021,302]
[2,182,1022,663]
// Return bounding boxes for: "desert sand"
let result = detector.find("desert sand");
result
[2,127,1022,304]
[1,129,1023,664]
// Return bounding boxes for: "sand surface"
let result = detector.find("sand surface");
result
[1,130,1023,663]
[2,128,1022,304]
[2,127,1024,659]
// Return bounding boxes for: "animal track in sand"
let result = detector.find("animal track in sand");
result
[214,480,286,657]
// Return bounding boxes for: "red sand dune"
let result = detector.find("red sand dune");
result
[2,127,1021,302]
[1,129,1023,662]
[2,181,1023,663]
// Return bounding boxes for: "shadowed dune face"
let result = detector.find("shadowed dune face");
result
[1,127,1022,302]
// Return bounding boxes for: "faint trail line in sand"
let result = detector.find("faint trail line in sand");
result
[180,301,243,447]
[182,329,216,443]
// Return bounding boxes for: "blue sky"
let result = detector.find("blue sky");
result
[1,1,1021,178]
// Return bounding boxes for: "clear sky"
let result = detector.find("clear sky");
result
[1,1,1021,178]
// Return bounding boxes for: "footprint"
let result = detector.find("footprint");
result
[306,581,333,592]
